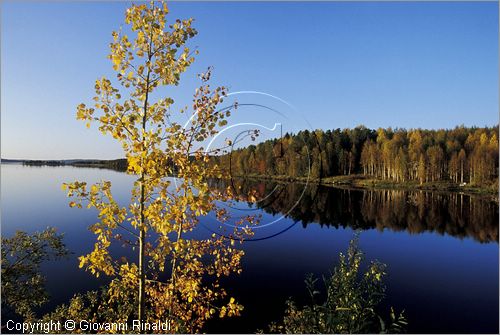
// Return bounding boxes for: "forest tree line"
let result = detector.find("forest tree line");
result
[212,125,499,185]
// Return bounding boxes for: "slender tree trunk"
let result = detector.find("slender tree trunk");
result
[138,58,152,325]
[171,218,183,293]
[138,186,146,322]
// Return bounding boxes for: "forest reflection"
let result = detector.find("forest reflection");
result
[209,178,499,244]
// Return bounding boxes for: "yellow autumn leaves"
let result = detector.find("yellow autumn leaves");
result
[63,1,259,333]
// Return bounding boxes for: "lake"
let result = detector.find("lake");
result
[1,164,499,333]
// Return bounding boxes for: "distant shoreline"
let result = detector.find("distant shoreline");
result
[1,158,127,171]
[3,159,497,198]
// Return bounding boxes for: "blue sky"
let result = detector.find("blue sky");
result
[1,1,498,159]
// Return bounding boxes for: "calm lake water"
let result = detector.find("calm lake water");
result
[1,164,499,333]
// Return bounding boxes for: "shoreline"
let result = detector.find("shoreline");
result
[229,173,499,198]
[4,160,498,198]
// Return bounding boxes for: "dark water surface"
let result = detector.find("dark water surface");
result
[1,164,498,333]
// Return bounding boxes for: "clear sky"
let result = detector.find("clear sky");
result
[1,1,498,160]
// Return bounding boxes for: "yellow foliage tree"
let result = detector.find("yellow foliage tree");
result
[63,1,257,332]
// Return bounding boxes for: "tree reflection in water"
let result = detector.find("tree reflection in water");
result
[208,178,498,244]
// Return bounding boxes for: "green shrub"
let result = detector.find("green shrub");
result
[266,235,407,334]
